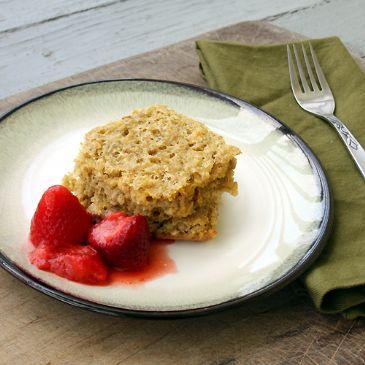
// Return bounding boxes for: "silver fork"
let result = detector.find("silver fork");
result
[287,42,365,180]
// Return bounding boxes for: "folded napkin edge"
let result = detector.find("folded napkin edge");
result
[195,36,341,50]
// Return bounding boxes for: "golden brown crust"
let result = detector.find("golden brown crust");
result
[155,232,217,241]
[63,105,240,240]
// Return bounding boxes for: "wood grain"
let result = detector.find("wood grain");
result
[271,0,365,58]
[0,0,112,32]
[0,0,328,98]
[0,21,306,114]
[1,21,364,365]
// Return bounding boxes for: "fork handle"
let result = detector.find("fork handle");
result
[323,114,365,180]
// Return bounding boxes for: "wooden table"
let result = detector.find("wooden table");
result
[1,21,364,365]
[2,0,365,99]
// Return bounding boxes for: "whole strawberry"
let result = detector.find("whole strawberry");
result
[88,212,151,271]
[30,185,92,247]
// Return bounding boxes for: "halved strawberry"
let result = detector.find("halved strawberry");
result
[30,244,109,285]
[30,185,92,247]
[88,213,150,271]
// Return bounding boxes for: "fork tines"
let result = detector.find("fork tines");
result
[287,42,330,94]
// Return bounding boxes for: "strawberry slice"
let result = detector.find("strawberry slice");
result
[88,213,151,271]
[30,244,109,285]
[30,185,92,247]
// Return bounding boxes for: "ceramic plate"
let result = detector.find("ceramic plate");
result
[0,79,332,318]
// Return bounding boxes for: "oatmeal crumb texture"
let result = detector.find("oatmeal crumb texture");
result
[63,105,240,240]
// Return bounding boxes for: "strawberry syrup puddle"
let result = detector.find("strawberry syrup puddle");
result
[29,239,177,286]
[28,185,177,287]
[109,239,176,285]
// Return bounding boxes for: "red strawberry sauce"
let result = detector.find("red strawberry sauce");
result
[109,239,176,285]
[28,185,177,286]
[30,239,176,286]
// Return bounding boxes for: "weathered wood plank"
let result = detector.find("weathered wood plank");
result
[0,0,322,98]
[271,0,365,57]
[0,21,306,113]
[0,0,113,32]
[0,21,364,365]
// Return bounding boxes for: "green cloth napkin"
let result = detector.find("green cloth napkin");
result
[196,37,365,319]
